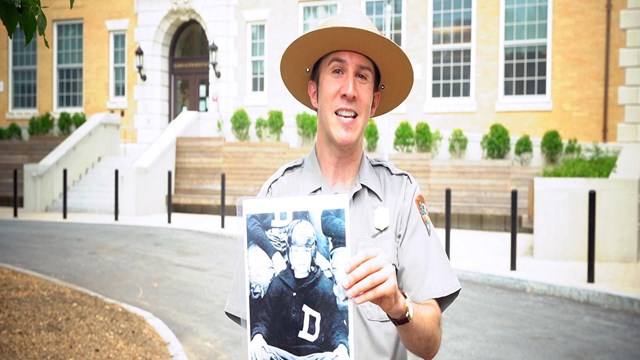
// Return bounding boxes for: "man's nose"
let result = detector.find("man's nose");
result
[341,75,356,98]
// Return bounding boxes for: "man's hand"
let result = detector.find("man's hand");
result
[341,248,405,318]
[249,334,271,360]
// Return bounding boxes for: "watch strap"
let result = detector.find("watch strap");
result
[387,291,413,326]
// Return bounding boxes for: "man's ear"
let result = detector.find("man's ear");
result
[369,91,381,118]
[308,80,319,109]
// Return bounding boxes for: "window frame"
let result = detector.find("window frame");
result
[496,0,553,112]
[364,0,405,47]
[425,0,477,113]
[7,27,38,119]
[299,1,340,34]
[53,20,84,114]
[243,9,270,106]
[249,22,266,95]
[106,19,129,109]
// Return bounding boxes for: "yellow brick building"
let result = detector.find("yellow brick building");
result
[0,0,637,149]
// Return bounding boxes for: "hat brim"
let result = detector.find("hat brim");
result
[280,26,413,117]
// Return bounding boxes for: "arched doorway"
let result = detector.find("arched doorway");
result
[169,20,209,122]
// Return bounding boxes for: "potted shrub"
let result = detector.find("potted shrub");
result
[533,144,633,262]
[541,130,563,165]
[414,122,433,153]
[58,112,73,135]
[28,112,55,137]
[448,129,468,159]
[431,130,443,157]
[0,123,23,140]
[230,108,251,141]
[71,112,86,130]
[564,138,582,159]
[514,134,533,165]
[296,112,317,146]
[255,116,268,141]
[267,110,284,141]
[481,123,510,159]
[393,121,414,153]
[364,118,379,153]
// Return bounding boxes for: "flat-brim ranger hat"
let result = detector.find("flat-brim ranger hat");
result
[280,7,414,117]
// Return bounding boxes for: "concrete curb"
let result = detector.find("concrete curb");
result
[0,263,188,360]
[456,269,640,315]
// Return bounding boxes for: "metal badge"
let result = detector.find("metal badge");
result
[373,207,389,232]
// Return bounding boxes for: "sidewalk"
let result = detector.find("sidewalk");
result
[2,207,639,314]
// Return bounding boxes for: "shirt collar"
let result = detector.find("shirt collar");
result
[300,146,383,200]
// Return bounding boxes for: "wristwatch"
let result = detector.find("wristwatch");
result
[387,291,413,326]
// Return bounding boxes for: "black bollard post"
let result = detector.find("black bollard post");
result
[13,168,18,218]
[510,189,518,271]
[167,170,172,224]
[221,173,226,229]
[63,168,67,219]
[587,190,596,283]
[445,188,451,259]
[114,169,119,221]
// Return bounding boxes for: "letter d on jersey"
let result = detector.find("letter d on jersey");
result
[298,304,321,342]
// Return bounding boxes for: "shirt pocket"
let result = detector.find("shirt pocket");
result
[356,233,397,322]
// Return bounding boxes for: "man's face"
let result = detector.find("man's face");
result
[289,244,313,278]
[308,51,381,151]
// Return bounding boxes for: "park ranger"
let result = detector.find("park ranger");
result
[226,7,460,359]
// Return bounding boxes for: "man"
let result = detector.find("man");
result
[227,7,460,359]
[250,219,349,359]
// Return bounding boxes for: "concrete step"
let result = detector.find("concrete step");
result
[47,155,126,213]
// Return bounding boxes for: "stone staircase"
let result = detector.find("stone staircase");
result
[48,156,124,213]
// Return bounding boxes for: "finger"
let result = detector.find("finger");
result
[344,248,382,273]
[342,253,386,289]
[353,277,395,305]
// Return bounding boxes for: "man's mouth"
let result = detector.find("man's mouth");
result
[335,109,357,119]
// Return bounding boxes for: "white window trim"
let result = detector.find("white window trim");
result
[245,22,268,106]
[106,19,129,109]
[298,1,340,35]
[53,20,84,114]
[424,0,477,113]
[7,29,38,118]
[361,0,407,48]
[496,0,553,112]
[107,31,128,109]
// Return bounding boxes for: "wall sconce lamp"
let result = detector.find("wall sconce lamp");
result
[209,40,221,79]
[135,45,147,81]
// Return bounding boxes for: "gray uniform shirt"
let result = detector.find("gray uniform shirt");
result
[225,148,461,359]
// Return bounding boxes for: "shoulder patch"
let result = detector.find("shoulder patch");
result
[414,194,432,236]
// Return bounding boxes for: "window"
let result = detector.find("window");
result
[300,1,338,33]
[497,0,552,111]
[55,21,83,111]
[250,23,265,93]
[110,32,126,103]
[426,0,476,113]
[10,28,37,112]
[365,0,403,46]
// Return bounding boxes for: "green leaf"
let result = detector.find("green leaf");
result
[36,8,49,47]
[19,8,37,45]
[70,0,75,9]
[0,0,20,38]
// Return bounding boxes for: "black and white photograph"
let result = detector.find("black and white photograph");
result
[243,194,353,360]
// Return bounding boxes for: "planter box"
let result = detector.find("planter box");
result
[534,177,639,262]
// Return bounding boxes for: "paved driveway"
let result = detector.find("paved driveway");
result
[0,220,246,360]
